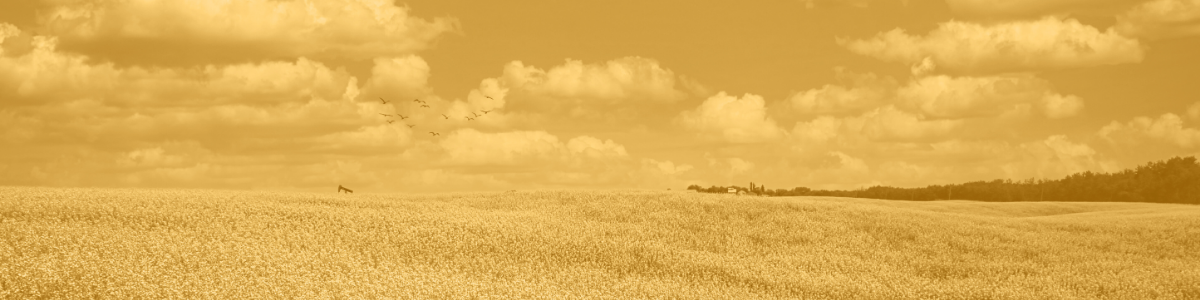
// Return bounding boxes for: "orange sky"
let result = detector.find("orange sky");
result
[1,0,1198,192]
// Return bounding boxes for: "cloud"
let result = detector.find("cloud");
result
[776,134,1120,190]
[361,56,433,101]
[788,68,1082,126]
[791,105,962,144]
[1098,113,1200,149]
[1012,135,1117,178]
[676,92,785,143]
[439,57,696,131]
[896,75,1083,119]
[788,67,899,116]
[728,157,755,174]
[437,129,571,166]
[798,0,916,9]
[838,17,1145,74]
[0,32,357,109]
[498,57,689,110]
[37,0,457,63]
[1116,0,1200,39]
[1188,102,1200,120]
[857,105,963,141]
[435,129,633,171]
[0,20,704,192]
[642,159,694,176]
[943,0,1142,18]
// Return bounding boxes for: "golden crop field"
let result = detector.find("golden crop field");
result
[2,186,1198,299]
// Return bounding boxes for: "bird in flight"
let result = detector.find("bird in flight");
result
[407,124,416,128]
[485,96,494,100]
[379,113,392,117]
[472,112,481,118]
[465,117,475,121]
[429,132,440,136]
[481,110,491,114]
[441,114,449,119]
[387,120,395,124]
[379,97,389,104]
[413,99,425,104]
[397,114,409,120]
[420,105,430,108]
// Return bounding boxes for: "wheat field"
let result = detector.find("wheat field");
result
[1,187,1198,299]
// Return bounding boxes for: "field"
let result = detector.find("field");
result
[2,187,1198,299]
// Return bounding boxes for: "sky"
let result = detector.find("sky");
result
[1,0,1198,193]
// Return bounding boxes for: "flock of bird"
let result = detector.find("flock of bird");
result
[376,96,493,137]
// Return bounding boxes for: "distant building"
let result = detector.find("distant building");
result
[727,187,737,194]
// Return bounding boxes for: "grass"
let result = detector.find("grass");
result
[1,186,1198,299]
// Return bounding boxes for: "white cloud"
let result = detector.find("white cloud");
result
[791,105,961,143]
[676,92,785,143]
[361,56,433,102]
[1041,94,1085,119]
[1116,0,1200,39]
[728,157,755,174]
[857,105,962,141]
[438,129,567,166]
[896,75,1083,119]
[497,57,689,112]
[642,159,694,176]
[38,0,457,60]
[1098,113,1200,149]
[0,32,357,108]
[839,17,1145,74]
[435,129,631,168]
[943,0,1142,18]
[991,135,1120,180]
[788,67,898,115]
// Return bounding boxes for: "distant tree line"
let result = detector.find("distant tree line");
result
[687,156,1200,205]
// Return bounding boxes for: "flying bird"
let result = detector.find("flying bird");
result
[407,124,416,128]
[481,110,491,114]
[420,105,430,108]
[387,120,395,124]
[379,97,389,104]
[472,112,480,118]
[466,117,475,121]
[441,114,449,119]
[397,114,409,120]
[379,113,392,117]
[485,96,494,100]
[429,132,440,136]
[412,99,423,103]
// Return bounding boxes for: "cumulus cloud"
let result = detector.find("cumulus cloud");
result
[436,56,697,131]
[428,128,696,189]
[1116,0,1200,39]
[0,22,700,191]
[788,67,899,116]
[943,0,1143,18]
[855,105,962,141]
[798,0,903,9]
[676,92,785,143]
[37,0,457,63]
[791,105,961,144]
[838,17,1145,74]
[1098,113,1200,149]
[897,75,1084,119]
[1011,135,1117,178]
[0,32,357,109]
[728,157,755,174]
[789,68,1082,122]
[497,57,690,112]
